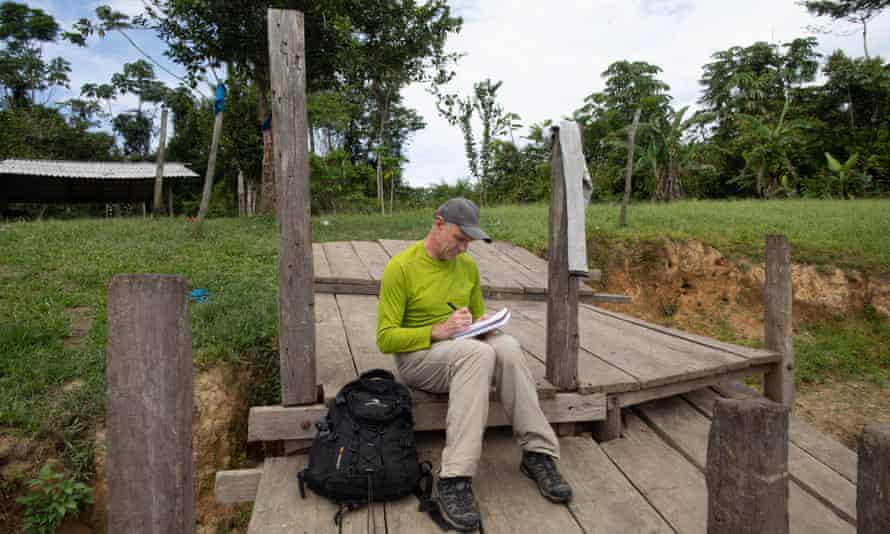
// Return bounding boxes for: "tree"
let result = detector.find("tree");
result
[802,0,889,57]
[108,60,170,159]
[0,2,70,109]
[645,106,716,201]
[436,79,511,205]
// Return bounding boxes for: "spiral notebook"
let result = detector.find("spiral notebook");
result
[451,307,511,340]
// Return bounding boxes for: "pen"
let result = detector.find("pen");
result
[447,301,458,311]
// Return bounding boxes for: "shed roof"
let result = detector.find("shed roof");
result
[0,159,199,180]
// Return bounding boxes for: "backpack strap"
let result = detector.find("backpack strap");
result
[297,469,306,499]
[414,462,455,532]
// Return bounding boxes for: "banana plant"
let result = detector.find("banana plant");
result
[825,151,866,199]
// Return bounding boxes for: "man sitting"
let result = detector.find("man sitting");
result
[376,197,572,532]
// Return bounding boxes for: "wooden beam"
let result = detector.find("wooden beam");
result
[546,127,579,390]
[707,398,789,534]
[268,8,316,406]
[215,468,262,504]
[248,392,605,442]
[763,234,794,408]
[858,423,890,534]
[106,275,195,534]
[152,107,168,215]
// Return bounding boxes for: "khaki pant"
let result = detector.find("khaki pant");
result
[396,332,559,478]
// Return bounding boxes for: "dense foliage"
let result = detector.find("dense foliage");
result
[1,1,889,216]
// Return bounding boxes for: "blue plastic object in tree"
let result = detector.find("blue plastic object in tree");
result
[214,83,226,114]
[189,289,210,303]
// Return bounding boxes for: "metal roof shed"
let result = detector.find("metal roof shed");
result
[0,159,199,206]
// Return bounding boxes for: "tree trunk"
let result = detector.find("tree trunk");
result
[390,174,395,214]
[257,72,276,215]
[376,89,390,216]
[152,107,169,215]
[656,151,683,202]
[619,108,642,227]
[862,18,869,59]
[192,111,224,237]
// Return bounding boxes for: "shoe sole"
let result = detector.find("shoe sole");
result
[436,498,481,532]
[520,463,573,504]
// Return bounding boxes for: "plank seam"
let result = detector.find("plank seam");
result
[632,405,707,475]
[333,294,361,378]
[510,303,646,383]
[348,240,376,279]
[582,303,777,362]
[598,443,683,534]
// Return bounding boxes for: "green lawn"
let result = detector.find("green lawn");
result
[1,199,888,475]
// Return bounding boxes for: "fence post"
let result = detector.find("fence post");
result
[268,8,317,406]
[106,275,195,534]
[858,423,890,534]
[152,107,169,215]
[546,126,579,391]
[706,398,789,534]
[763,234,794,408]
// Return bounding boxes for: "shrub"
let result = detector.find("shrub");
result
[16,466,93,534]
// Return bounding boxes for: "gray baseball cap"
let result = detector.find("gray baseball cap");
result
[435,197,491,243]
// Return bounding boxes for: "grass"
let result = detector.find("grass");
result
[0,198,888,473]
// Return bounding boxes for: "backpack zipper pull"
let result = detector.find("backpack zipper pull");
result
[336,446,345,470]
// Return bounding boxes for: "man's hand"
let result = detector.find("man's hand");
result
[431,307,473,341]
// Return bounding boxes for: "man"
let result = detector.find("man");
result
[376,197,572,532]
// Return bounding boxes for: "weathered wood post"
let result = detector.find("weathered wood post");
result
[106,275,195,534]
[763,234,794,408]
[152,107,169,215]
[858,423,890,534]
[706,398,789,534]
[546,126,579,392]
[268,8,317,406]
[237,169,246,217]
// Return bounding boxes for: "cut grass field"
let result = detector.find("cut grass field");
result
[0,199,888,473]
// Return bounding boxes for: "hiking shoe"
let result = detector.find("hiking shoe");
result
[520,451,573,503]
[436,477,481,531]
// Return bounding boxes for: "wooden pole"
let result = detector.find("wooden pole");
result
[858,423,890,534]
[106,275,194,534]
[619,107,641,227]
[706,398,789,534]
[763,234,794,408]
[193,111,224,236]
[546,127,578,391]
[168,184,174,217]
[237,169,246,217]
[268,8,317,406]
[152,107,169,215]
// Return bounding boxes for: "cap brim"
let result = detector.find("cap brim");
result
[461,225,492,243]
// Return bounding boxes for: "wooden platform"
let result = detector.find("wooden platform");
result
[226,384,858,534]
[247,240,780,443]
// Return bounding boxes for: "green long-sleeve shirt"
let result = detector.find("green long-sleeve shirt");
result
[376,241,485,354]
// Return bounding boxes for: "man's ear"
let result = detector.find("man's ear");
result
[433,215,446,228]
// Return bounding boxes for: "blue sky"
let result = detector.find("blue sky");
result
[28,1,890,186]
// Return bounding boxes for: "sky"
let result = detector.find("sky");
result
[28,0,890,187]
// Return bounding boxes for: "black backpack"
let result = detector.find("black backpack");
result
[298,369,435,524]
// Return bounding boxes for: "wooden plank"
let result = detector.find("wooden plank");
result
[215,468,262,504]
[247,456,384,534]
[858,423,890,534]
[713,381,858,483]
[322,241,372,281]
[351,240,390,281]
[106,275,195,534]
[315,293,357,400]
[249,393,605,442]
[764,234,795,407]
[378,239,413,257]
[472,432,584,534]
[583,304,779,363]
[638,394,856,533]
[611,364,775,408]
[599,411,708,534]
[515,300,747,388]
[269,9,315,406]
[684,388,857,524]
[335,293,395,374]
[469,241,540,291]
[560,437,673,533]
[492,240,548,282]
[312,243,331,277]
[497,301,639,394]
[383,434,451,533]
[706,398,789,534]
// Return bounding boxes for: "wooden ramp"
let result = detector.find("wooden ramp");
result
[234,384,858,534]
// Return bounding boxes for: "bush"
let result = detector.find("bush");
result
[16,466,93,534]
